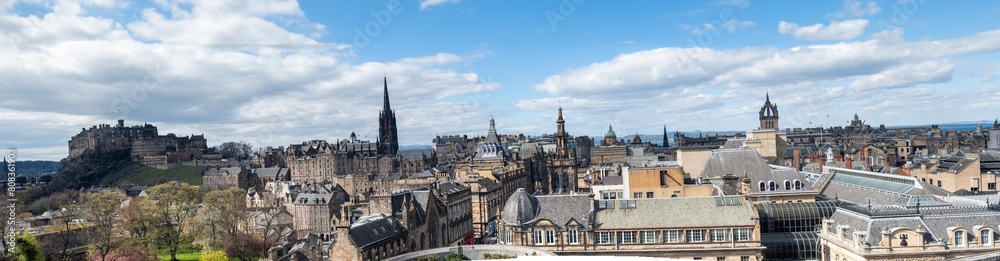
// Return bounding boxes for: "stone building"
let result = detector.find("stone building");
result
[68,119,208,163]
[330,214,408,261]
[548,107,579,194]
[202,166,247,190]
[819,201,1000,261]
[759,93,779,130]
[910,150,1000,193]
[699,148,818,203]
[497,189,765,260]
[621,165,715,199]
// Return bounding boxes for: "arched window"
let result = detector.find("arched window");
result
[784,180,791,190]
[768,181,777,191]
[759,181,766,192]
[794,180,802,190]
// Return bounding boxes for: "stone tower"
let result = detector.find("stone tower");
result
[378,77,399,156]
[554,107,569,158]
[759,93,779,130]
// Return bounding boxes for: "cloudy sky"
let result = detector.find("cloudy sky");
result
[3,0,1000,161]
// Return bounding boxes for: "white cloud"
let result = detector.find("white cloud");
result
[690,19,755,34]
[849,60,954,90]
[419,0,459,10]
[828,0,881,19]
[529,28,1000,135]
[778,19,869,41]
[0,0,499,160]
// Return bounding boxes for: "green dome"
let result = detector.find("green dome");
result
[605,124,616,138]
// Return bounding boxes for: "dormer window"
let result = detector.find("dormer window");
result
[982,229,992,245]
[759,182,766,192]
[955,230,966,246]
[768,181,777,191]
[784,180,791,190]
[794,180,803,190]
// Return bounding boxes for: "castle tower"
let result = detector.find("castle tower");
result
[759,93,779,130]
[378,77,399,156]
[554,107,569,158]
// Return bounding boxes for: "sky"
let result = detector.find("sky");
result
[3,0,1000,161]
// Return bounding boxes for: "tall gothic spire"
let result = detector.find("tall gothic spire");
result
[378,77,399,156]
[663,125,669,147]
[554,107,568,158]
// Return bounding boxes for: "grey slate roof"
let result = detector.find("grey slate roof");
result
[204,167,241,176]
[595,197,756,229]
[253,167,288,178]
[699,148,808,193]
[500,188,593,229]
[349,214,407,249]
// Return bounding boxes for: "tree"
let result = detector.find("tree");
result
[221,232,264,261]
[14,232,45,261]
[118,197,158,253]
[216,141,252,161]
[80,190,127,261]
[198,251,228,261]
[191,188,247,252]
[88,246,155,261]
[145,182,202,261]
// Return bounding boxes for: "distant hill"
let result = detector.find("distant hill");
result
[1,160,60,177]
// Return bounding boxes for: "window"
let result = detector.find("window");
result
[768,181,777,191]
[664,230,681,243]
[711,229,728,242]
[546,230,555,245]
[989,182,997,190]
[758,181,766,192]
[687,230,705,242]
[955,231,966,246]
[717,257,726,261]
[533,230,543,245]
[784,180,791,190]
[568,229,579,245]
[660,170,668,186]
[741,256,750,261]
[634,192,642,199]
[619,231,636,244]
[647,192,654,198]
[693,258,702,260]
[794,180,802,190]
[938,180,942,187]
[735,228,752,241]
[982,230,991,245]
[596,232,612,244]
[641,231,658,244]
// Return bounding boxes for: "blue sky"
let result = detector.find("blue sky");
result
[3,0,1000,160]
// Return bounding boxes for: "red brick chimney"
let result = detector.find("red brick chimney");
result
[846,156,853,170]
[884,157,891,174]
[793,149,801,171]
[862,148,870,171]
[818,158,826,174]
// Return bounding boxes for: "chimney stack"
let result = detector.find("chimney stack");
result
[846,155,853,170]
[793,149,801,171]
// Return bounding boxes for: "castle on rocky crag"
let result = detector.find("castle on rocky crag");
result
[68,119,210,166]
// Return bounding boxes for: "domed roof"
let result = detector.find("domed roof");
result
[605,124,616,138]
[501,188,538,225]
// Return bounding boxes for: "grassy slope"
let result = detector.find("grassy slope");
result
[100,162,205,186]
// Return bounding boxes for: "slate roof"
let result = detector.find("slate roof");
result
[699,148,808,193]
[500,188,593,229]
[602,175,623,185]
[349,214,407,249]
[204,167,241,176]
[595,197,756,229]
[253,167,288,178]
[398,149,433,161]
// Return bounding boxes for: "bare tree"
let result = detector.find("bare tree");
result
[216,141,253,162]
[119,196,159,254]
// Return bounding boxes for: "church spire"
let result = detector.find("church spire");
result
[554,107,568,158]
[378,77,399,156]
